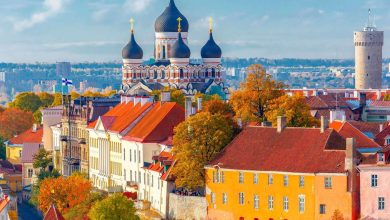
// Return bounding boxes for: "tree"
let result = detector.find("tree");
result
[9,92,42,112]
[70,91,80,100]
[170,89,185,107]
[171,112,233,189]
[265,94,319,127]
[65,192,105,220]
[384,94,390,101]
[38,92,54,107]
[0,108,34,140]
[332,209,345,220]
[230,64,285,123]
[33,109,42,124]
[51,93,63,106]
[203,99,234,117]
[0,136,6,160]
[88,193,139,220]
[33,148,52,171]
[38,175,92,214]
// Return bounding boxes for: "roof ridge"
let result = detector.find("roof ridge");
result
[346,121,380,147]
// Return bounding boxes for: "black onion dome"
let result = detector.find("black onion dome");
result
[122,32,143,59]
[201,32,222,58]
[155,0,189,33]
[170,32,191,58]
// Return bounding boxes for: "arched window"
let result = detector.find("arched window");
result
[180,69,184,78]
[212,69,216,78]
[154,70,158,79]
[162,70,166,79]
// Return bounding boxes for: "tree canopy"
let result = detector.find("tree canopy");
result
[9,92,42,113]
[38,92,54,107]
[33,148,52,171]
[230,64,285,123]
[171,112,233,189]
[0,108,34,139]
[38,175,92,214]
[265,94,319,127]
[88,193,139,220]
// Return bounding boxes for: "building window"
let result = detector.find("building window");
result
[378,153,384,162]
[368,55,370,60]
[124,169,126,180]
[211,192,216,204]
[130,170,132,181]
[371,174,378,187]
[223,193,228,204]
[134,150,136,162]
[239,192,244,205]
[379,197,385,210]
[216,170,220,183]
[268,195,274,210]
[283,175,288,186]
[138,171,141,183]
[299,176,305,187]
[268,174,273,185]
[27,169,33,178]
[254,194,259,209]
[320,204,326,214]
[138,151,141,163]
[254,173,258,184]
[299,195,305,213]
[129,150,132,162]
[212,170,216,183]
[386,138,390,145]
[239,172,244,184]
[283,196,288,211]
[324,177,332,189]
[220,171,224,183]
[123,148,125,160]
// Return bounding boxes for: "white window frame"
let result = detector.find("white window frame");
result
[378,197,385,210]
[299,176,305,187]
[239,192,245,205]
[268,195,274,210]
[283,196,289,211]
[254,194,259,209]
[268,174,273,185]
[371,174,378,187]
[254,173,259,184]
[211,192,216,204]
[239,172,244,184]
[283,175,289,186]
[222,193,228,204]
[299,195,305,213]
[324,177,332,189]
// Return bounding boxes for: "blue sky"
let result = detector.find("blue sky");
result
[1,0,390,62]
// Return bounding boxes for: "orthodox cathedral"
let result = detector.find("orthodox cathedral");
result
[120,0,228,97]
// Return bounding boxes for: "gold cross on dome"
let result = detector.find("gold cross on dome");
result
[129,18,134,33]
[177,17,182,32]
[209,17,213,32]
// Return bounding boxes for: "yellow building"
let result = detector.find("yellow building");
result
[205,117,359,220]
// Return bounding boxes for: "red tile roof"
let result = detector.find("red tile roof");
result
[43,204,65,220]
[8,127,43,145]
[208,126,347,173]
[123,102,185,143]
[330,121,380,149]
[147,151,175,181]
[348,121,384,137]
[369,101,390,107]
[375,124,390,146]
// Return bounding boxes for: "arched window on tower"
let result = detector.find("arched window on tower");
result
[162,46,166,59]
[154,70,158,79]
[212,69,216,78]
[162,70,165,79]
[180,69,184,79]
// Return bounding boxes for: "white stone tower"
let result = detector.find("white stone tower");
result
[354,9,384,89]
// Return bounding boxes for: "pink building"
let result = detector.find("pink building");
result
[359,146,390,220]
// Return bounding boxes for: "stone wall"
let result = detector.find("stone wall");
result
[168,193,207,220]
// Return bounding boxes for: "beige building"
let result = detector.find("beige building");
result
[354,10,383,89]
[41,106,62,152]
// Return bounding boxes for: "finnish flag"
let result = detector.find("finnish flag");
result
[62,78,73,86]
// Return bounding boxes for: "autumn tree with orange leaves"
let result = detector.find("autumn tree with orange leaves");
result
[230,64,285,123]
[265,94,319,127]
[0,108,34,140]
[38,174,92,214]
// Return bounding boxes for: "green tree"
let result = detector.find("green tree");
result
[51,93,63,106]
[169,89,185,107]
[88,193,139,220]
[265,94,319,127]
[65,192,105,220]
[9,92,42,112]
[384,94,390,101]
[0,136,6,160]
[230,64,285,123]
[33,109,42,124]
[38,92,54,107]
[171,112,233,189]
[70,91,80,100]
[33,148,52,171]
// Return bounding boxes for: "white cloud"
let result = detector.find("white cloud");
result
[12,0,68,31]
[123,0,154,13]
[42,41,123,49]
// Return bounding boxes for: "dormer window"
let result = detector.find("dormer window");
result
[378,153,384,162]
[385,137,390,145]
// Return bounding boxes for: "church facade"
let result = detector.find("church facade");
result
[120,0,228,97]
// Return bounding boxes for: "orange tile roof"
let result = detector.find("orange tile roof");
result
[208,126,347,173]
[8,127,43,145]
[109,103,152,133]
[147,151,175,181]
[330,121,380,149]
[0,195,10,213]
[124,102,185,143]
[43,204,65,220]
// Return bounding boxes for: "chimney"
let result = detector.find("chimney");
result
[376,90,381,100]
[120,95,124,104]
[277,116,286,133]
[345,138,356,171]
[197,97,203,111]
[185,96,192,119]
[320,116,328,133]
[161,92,171,102]
[380,124,384,132]
[133,96,141,105]
[32,124,37,133]
[237,118,243,129]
